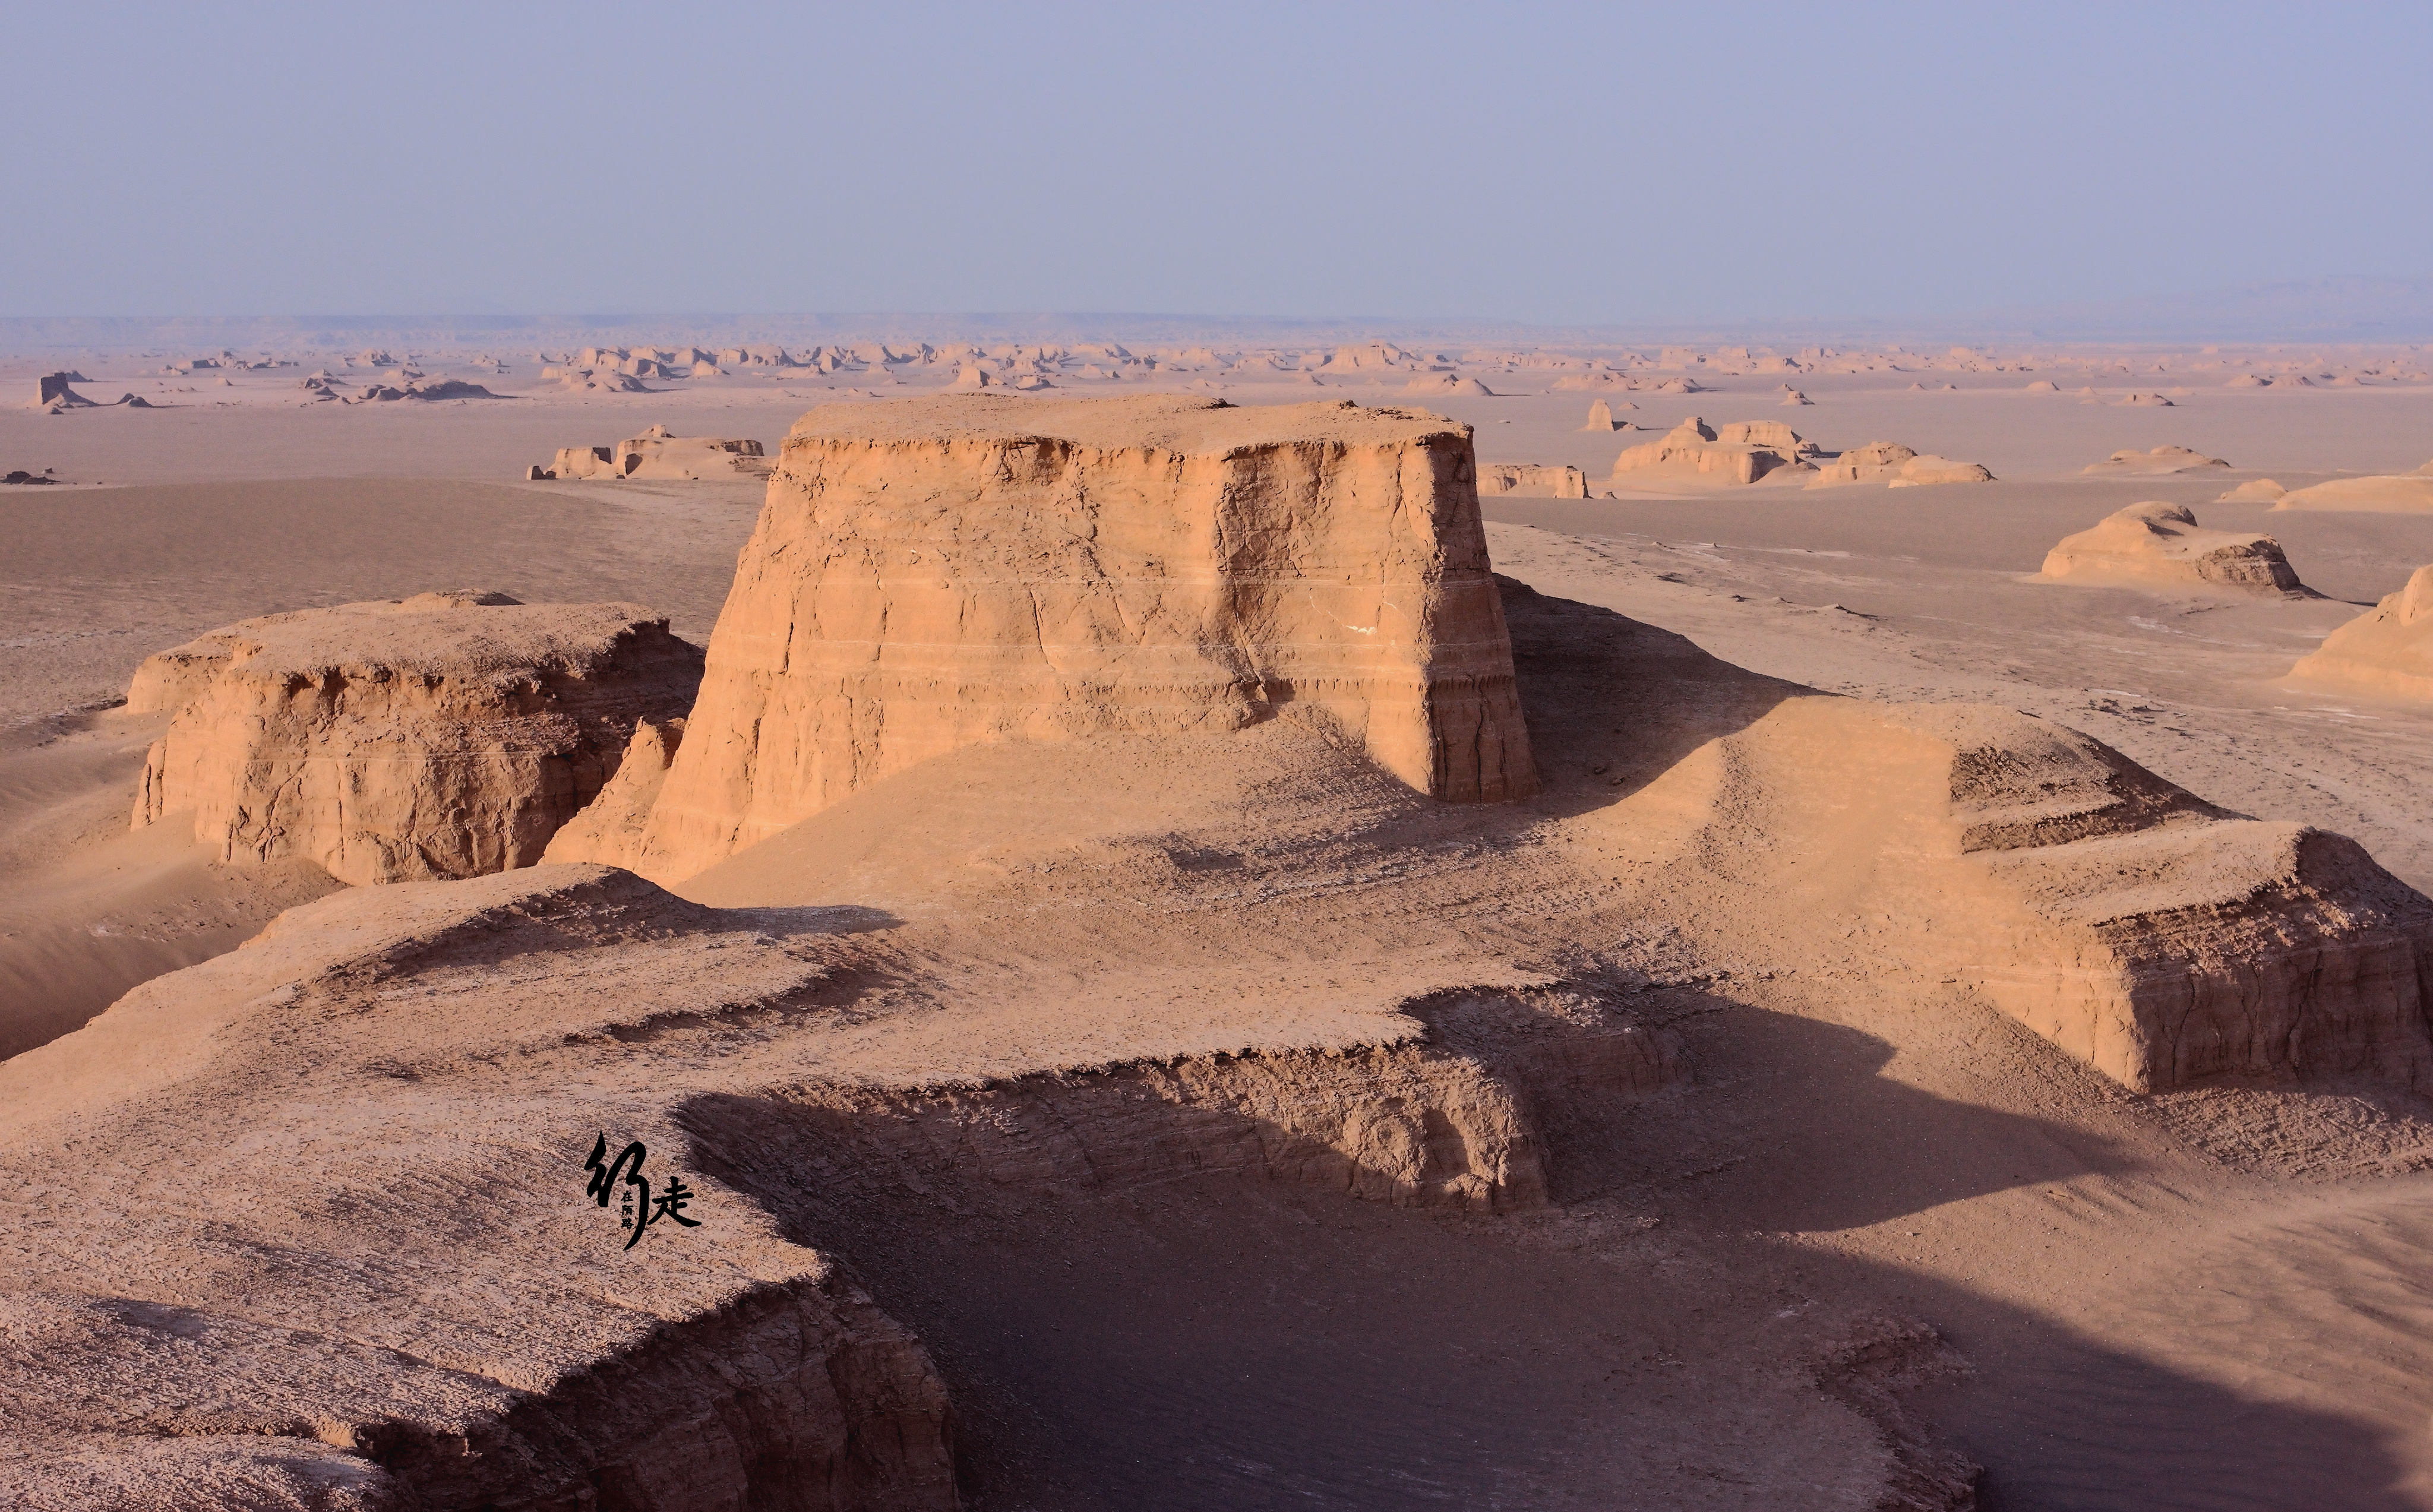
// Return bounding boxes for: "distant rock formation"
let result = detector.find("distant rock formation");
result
[303,375,503,403]
[2273,465,2433,513]
[2084,445,2230,475]
[1477,463,1588,498]
[2218,478,2287,503]
[1887,455,1995,486]
[128,593,703,885]
[1581,398,1625,431]
[34,374,90,408]
[535,426,770,481]
[1403,373,1494,396]
[2040,502,2304,594]
[1609,417,1813,486]
[606,395,1538,878]
[2287,565,2433,700]
[1805,440,1917,486]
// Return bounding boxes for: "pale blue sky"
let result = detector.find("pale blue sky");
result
[9,2,2429,324]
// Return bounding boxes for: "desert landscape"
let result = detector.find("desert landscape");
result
[4,325,2433,1511]
[11,5,2433,1505]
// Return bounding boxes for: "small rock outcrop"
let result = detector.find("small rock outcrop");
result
[2084,444,2230,475]
[2040,502,2305,595]
[537,425,771,481]
[615,394,1538,879]
[2287,565,2433,700]
[1888,454,1995,486]
[128,592,703,884]
[2219,478,2287,503]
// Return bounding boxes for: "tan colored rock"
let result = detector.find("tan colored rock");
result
[2287,565,2433,700]
[1888,455,1996,487]
[541,716,685,869]
[545,426,769,482]
[1582,398,1620,431]
[2083,444,2230,475]
[2039,501,2303,594]
[1805,440,1917,486]
[128,592,703,885]
[1503,581,2433,1094]
[1477,462,1588,498]
[633,394,1537,878]
[1609,417,1805,486]
[2218,478,2287,503]
[2273,473,2433,512]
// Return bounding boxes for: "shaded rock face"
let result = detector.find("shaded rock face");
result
[2288,563,2433,700]
[631,394,1537,878]
[129,592,703,885]
[2039,501,2304,595]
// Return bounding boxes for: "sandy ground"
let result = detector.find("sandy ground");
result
[7,350,2433,1507]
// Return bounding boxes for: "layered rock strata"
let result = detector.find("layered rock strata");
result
[2040,501,2304,594]
[621,394,1537,879]
[129,591,703,884]
[2287,564,2433,700]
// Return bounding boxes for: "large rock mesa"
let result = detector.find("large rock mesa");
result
[621,395,1538,878]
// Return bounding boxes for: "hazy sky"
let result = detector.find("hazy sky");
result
[10,2,2430,323]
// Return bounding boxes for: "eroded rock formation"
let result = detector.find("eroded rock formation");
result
[614,394,1537,879]
[2287,564,2433,700]
[129,591,703,884]
[2040,501,2305,594]
[539,425,771,481]
[1609,416,1816,486]
[1499,581,2433,1095]
[1477,462,1588,498]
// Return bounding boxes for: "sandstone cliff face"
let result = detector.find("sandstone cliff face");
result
[632,395,1537,878]
[2287,564,2433,700]
[129,591,703,885]
[2040,501,2304,594]
[541,716,686,871]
